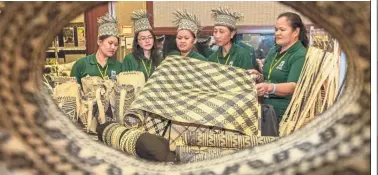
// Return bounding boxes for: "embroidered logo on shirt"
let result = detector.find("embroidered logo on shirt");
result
[276,61,285,70]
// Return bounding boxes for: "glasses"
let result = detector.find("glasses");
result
[138,36,153,42]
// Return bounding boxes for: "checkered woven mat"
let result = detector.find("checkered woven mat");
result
[125,56,260,135]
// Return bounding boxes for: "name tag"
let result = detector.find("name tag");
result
[111,70,116,80]
[229,61,233,66]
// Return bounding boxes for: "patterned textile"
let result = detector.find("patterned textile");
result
[97,13,119,37]
[78,94,97,133]
[173,9,201,37]
[81,76,104,95]
[182,132,279,149]
[52,81,81,122]
[211,7,243,29]
[54,97,78,122]
[114,84,136,124]
[116,71,146,96]
[79,76,116,132]
[176,145,237,163]
[142,114,243,151]
[51,76,77,87]
[125,56,260,135]
[131,10,152,33]
[81,76,116,113]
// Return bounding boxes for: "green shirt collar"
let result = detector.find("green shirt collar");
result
[216,43,236,59]
[89,54,116,65]
[187,50,197,58]
[277,41,304,54]
[141,55,151,61]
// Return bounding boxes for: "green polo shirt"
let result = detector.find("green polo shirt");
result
[235,40,258,70]
[203,47,215,58]
[262,41,307,121]
[70,54,122,84]
[168,50,208,61]
[208,43,254,70]
[121,53,156,81]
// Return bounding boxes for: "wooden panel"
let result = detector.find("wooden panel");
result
[84,3,108,55]
[147,2,314,35]
[146,1,154,27]
[115,1,146,27]
[70,14,84,23]
[152,26,276,36]
[152,2,313,27]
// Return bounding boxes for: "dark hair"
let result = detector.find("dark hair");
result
[195,42,206,56]
[162,35,178,58]
[228,27,237,42]
[180,29,197,39]
[98,35,120,43]
[277,12,309,47]
[132,30,161,68]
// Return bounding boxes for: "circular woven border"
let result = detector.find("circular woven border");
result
[0,2,370,174]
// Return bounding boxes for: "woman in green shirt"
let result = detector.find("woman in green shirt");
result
[71,13,122,85]
[167,9,207,61]
[122,10,161,81]
[207,7,254,70]
[247,12,308,122]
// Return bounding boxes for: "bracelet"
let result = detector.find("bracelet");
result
[269,83,276,95]
[113,126,128,150]
[111,126,127,149]
[120,128,138,152]
[120,129,133,152]
[105,124,121,146]
[121,128,143,156]
[102,123,119,143]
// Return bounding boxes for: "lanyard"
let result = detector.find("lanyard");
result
[268,52,288,80]
[216,53,231,65]
[96,63,108,79]
[142,60,152,77]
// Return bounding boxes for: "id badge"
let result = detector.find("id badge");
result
[229,61,233,67]
[111,70,116,80]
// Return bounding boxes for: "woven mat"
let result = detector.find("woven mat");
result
[142,114,243,151]
[125,55,260,135]
[176,145,237,163]
[182,131,278,149]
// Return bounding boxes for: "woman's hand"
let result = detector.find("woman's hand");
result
[246,69,264,83]
[245,69,260,75]
[256,83,274,96]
